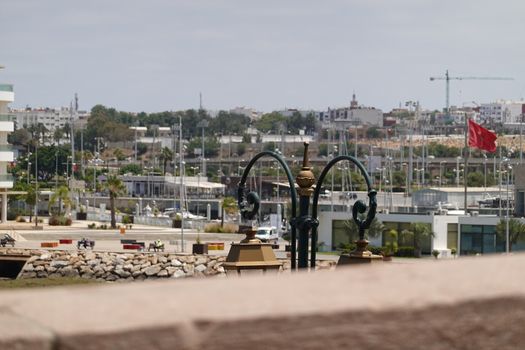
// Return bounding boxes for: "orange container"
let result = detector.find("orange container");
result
[119,227,126,234]
[41,242,58,248]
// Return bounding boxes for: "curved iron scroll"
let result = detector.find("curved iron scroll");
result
[310,155,377,266]
[237,151,298,269]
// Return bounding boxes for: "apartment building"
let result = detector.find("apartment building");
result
[0,70,14,222]
[11,107,89,132]
[320,94,383,128]
[480,100,525,125]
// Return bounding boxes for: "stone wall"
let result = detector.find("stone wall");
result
[2,254,525,349]
[0,248,336,282]
[15,250,225,281]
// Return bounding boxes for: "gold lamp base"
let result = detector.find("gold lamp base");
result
[337,239,383,266]
[223,227,282,274]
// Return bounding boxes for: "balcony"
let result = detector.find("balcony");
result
[0,114,14,132]
[0,84,14,103]
[0,85,13,92]
[0,174,14,188]
[0,145,14,162]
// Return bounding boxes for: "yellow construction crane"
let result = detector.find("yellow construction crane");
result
[429,70,513,116]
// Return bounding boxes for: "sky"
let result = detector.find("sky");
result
[1,0,525,114]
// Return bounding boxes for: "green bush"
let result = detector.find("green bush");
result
[7,209,24,221]
[337,242,357,254]
[49,216,72,226]
[395,246,415,257]
[204,222,238,233]
[87,223,96,229]
[15,216,26,223]
[368,245,384,256]
[122,215,133,224]
[48,216,59,226]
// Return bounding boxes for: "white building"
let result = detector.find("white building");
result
[0,71,15,222]
[321,94,383,128]
[480,100,525,125]
[229,107,261,120]
[11,107,89,132]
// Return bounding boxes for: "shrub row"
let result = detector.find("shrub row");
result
[337,243,416,257]
[48,216,72,226]
[204,222,238,233]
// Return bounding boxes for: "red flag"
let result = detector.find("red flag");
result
[468,119,497,153]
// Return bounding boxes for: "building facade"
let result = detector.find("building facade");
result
[480,100,525,126]
[11,107,89,132]
[320,94,383,128]
[317,211,524,257]
[0,74,15,222]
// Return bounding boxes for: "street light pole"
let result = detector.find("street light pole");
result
[484,154,487,194]
[455,158,458,187]
[506,165,511,253]
[439,161,445,188]
[34,141,39,227]
[179,115,185,252]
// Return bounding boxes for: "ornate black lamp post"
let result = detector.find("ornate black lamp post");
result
[237,142,378,269]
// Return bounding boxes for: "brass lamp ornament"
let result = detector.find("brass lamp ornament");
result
[235,141,380,270]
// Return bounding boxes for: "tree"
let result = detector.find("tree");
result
[159,147,173,174]
[393,171,407,187]
[255,112,286,134]
[25,186,36,222]
[467,172,495,187]
[104,175,126,229]
[365,127,382,139]
[49,186,71,216]
[496,218,525,252]
[119,163,142,175]
[113,148,126,162]
[384,229,398,256]
[209,111,251,135]
[187,137,220,159]
[8,128,32,146]
[53,128,64,145]
[221,196,238,227]
[237,143,246,156]
[401,223,434,257]
[136,143,148,156]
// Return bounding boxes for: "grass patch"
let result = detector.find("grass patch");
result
[0,277,101,289]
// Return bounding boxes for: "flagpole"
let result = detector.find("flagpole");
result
[464,116,469,215]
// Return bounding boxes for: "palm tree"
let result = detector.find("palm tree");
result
[159,147,173,175]
[221,196,238,227]
[401,223,435,257]
[104,175,126,228]
[53,128,64,145]
[496,218,525,252]
[49,186,71,216]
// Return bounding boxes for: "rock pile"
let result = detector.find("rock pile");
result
[0,248,337,282]
[17,250,226,281]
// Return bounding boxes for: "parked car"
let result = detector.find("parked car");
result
[320,190,331,199]
[255,226,279,243]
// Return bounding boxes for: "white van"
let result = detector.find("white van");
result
[255,226,278,243]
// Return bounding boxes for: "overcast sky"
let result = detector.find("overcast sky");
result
[1,0,524,114]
